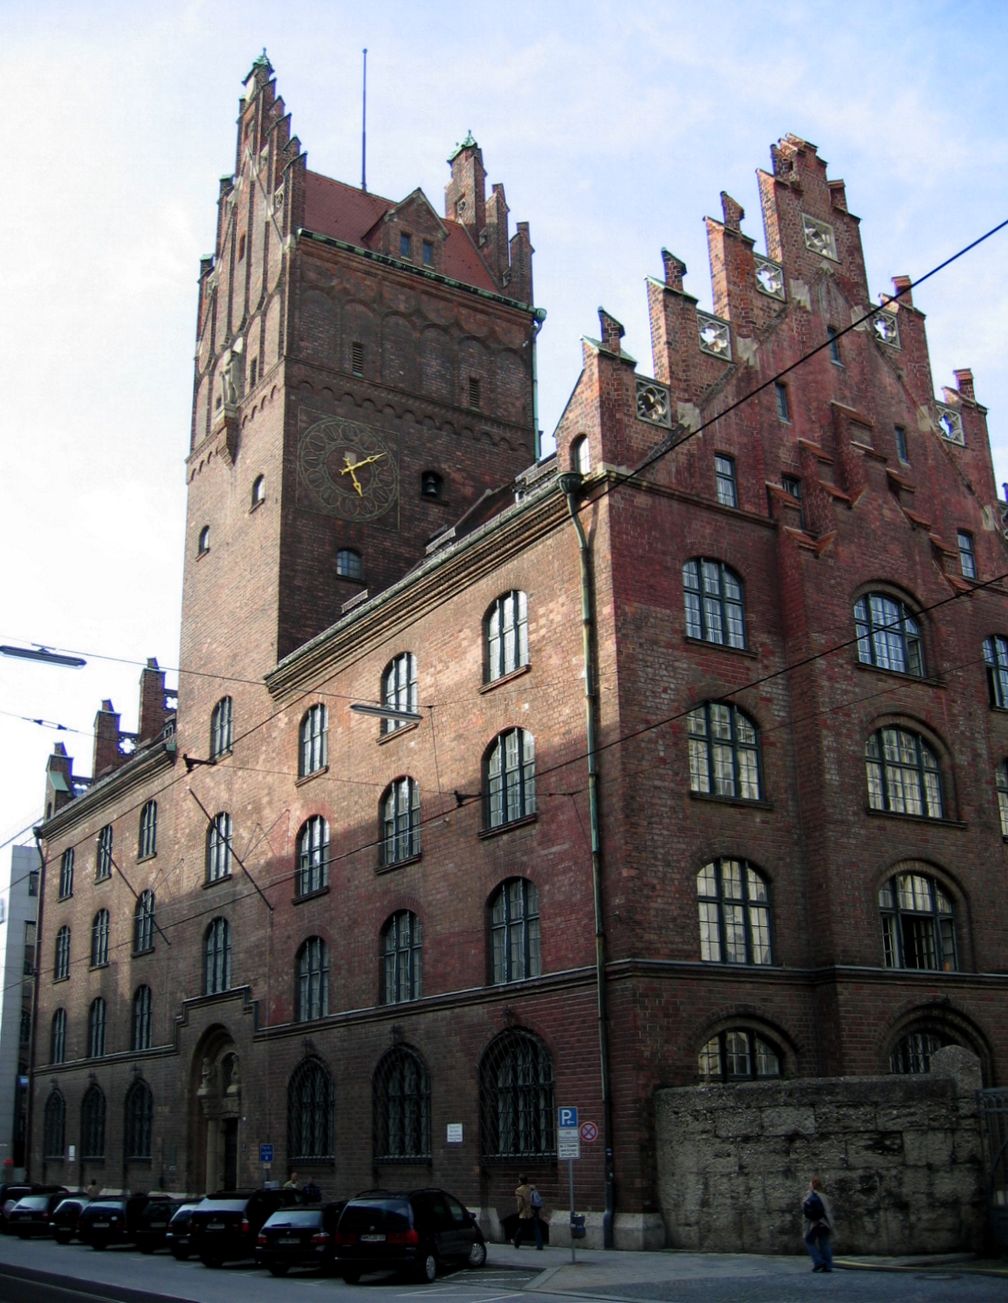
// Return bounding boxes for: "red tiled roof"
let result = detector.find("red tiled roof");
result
[303,171,498,294]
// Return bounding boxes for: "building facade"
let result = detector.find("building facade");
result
[30,60,1007,1248]
[0,846,40,1176]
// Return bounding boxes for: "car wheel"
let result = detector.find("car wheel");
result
[467,1238,487,1268]
[415,1248,438,1283]
[341,1268,361,1284]
[269,1264,289,1277]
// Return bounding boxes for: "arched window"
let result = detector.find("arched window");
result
[480,1030,555,1159]
[866,727,944,819]
[87,997,107,1058]
[997,761,1008,837]
[570,435,591,475]
[80,1084,106,1160]
[879,870,956,971]
[381,652,418,733]
[50,1009,66,1064]
[134,890,155,954]
[138,800,158,858]
[96,824,113,881]
[484,728,536,829]
[489,879,541,983]
[90,909,110,967]
[54,926,70,981]
[58,847,74,899]
[204,918,232,994]
[132,985,152,1051]
[299,704,328,777]
[251,474,266,507]
[687,702,762,801]
[983,636,1008,708]
[485,591,530,683]
[124,1079,153,1159]
[43,1090,65,1159]
[336,547,363,580]
[373,1046,431,1161]
[889,1026,962,1074]
[197,524,211,555]
[205,812,232,883]
[287,1058,334,1160]
[296,937,329,1022]
[380,778,420,865]
[295,816,329,897]
[682,558,746,648]
[697,859,772,964]
[855,594,924,676]
[381,911,422,1004]
[210,696,233,758]
[698,1029,782,1082]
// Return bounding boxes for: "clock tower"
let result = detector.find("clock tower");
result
[178,57,540,728]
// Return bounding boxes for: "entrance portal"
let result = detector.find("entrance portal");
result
[191,1034,242,1193]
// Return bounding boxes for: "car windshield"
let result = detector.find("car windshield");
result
[13,1197,48,1211]
[340,1199,411,1233]
[195,1198,246,1211]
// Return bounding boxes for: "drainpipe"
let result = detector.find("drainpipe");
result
[530,309,546,462]
[558,470,615,1249]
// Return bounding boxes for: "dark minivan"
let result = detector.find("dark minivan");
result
[334,1188,486,1283]
[188,1188,302,1266]
[255,1201,345,1275]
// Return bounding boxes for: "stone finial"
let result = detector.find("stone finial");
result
[660,248,686,290]
[720,192,745,232]
[598,308,625,353]
[954,368,975,402]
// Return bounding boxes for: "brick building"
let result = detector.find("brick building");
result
[30,57,1008,1248]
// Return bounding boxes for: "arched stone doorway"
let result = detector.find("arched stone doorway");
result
[189,1028,242,1193]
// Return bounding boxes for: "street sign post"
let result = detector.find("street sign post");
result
[558,1107,581,1262]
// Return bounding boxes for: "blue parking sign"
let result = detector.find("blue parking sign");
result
[558,1106,578,1129]
[260,1143,274,1164]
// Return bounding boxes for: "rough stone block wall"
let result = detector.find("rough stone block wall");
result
[654,1047,984,1254]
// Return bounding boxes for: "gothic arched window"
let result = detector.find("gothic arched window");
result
[489,879,541,984]
[373,1046,431,1161]
[484,729,536,829]
[43,1090,65,1159]
[124,1079,153,1160]
[380,911,422,1004]
[296,937,329,1022]
[479,1030,555,1159]
[287,1058,334,1160]
[80,1084,106,1160]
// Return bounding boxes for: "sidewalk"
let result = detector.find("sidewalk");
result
[487,1242,1008,1300]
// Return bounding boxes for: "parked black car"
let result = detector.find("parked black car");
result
[334,1188,486,1284]
[164,1201,202,1260]
[188,1188,302,1266]
[7,1191,73,1238]
[255,1201,346,1276]
[50,1195,91,1244]
[77,1194,150,1249]
[135,1196,189,1253]
[0,1184,67,1232]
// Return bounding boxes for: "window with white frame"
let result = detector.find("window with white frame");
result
[682,558,747,648]
[381,652,418,732]
[697,859,772,964]
[687,702,762,801]
[295,815,329,896]
[879,870,956,971]
[855,593,924,676]
[484,728,536,829]
[485,591,530,683]
[865,727,944,819]
[299,704,328,777]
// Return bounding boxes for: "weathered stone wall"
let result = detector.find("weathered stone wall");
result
[654,1047,984,1254]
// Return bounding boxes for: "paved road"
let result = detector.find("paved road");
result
[0,1234,1004,1303]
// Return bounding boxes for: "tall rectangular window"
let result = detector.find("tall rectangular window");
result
[957,530,976,579]
[421,239,434,266]
[351,341,364,376]
[774,381,790,422]
[468,376,482,410]
[827,326,842,365]
[399,232,412,260]
[96,825,113,881]
[714,455,738,508]
[894,425,909,463]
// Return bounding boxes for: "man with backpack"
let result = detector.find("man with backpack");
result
[801,1175,834,1272]
[513,1175,544,1249]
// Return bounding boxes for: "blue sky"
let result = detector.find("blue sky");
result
[2,0,1006,851]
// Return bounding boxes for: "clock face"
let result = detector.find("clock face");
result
[298,416,399,521]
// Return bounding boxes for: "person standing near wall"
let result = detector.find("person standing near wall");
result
[802,1175,834,1272]
[513,1174,543,1249]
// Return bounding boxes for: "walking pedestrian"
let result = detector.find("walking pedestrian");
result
[802,1175,834,1273]
[513,1174,543,1249]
